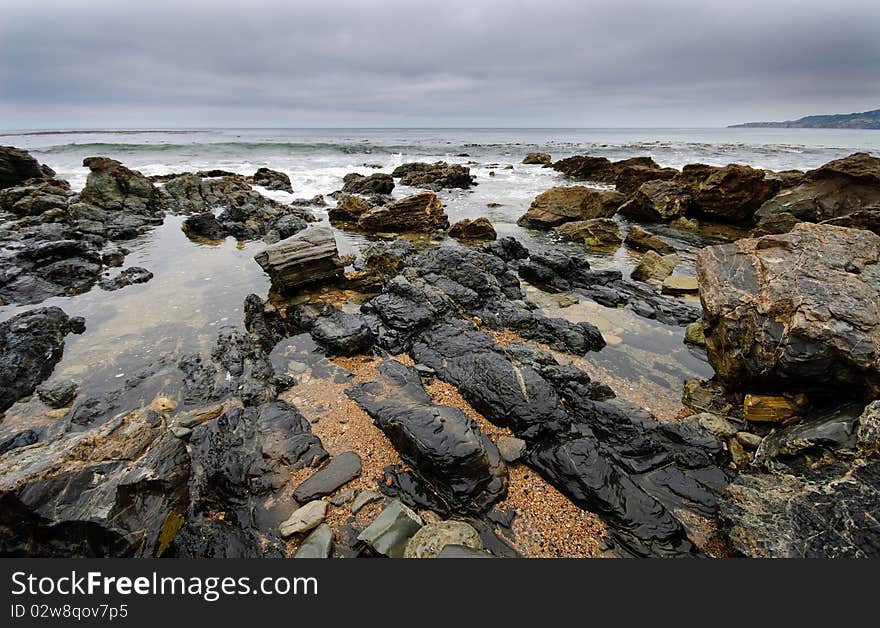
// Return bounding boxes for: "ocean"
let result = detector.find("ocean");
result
[1,127,878,428]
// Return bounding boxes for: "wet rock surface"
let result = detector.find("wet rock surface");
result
[0,307,84,412]
[697,223,880,395]
[254,226,346,292]
[517,186,623,229]
[448,217,497,241]
[357,191,448,233]
[0,146,53,189]
[293,451,362,502]
[392,161,475,190]
[349,359,508,515]
[253,167,293,193]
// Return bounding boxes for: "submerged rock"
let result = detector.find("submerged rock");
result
[554,217,622,249]
[254,226,346,292]
[697,223,880,395]
[0,307,84,412]
[517,186,623,229]
[97,266,153,291]
[349,359,508,515]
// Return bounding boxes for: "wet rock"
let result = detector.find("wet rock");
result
[553,218,622,250]
[357,191,448,233]
[254,225,346,292]
[688,164,780,222]
[35,379,78,409]
[280,500,328,537]
[496,436,526,462]
[517,186,624,229]
[68,157,165,239]
[614,165,678,195]
[0,146,53,189]
[0,408,189,557]
[181,212,228,240]
[754,152,880,233]
[688,412,741,439]
[349,359,508,515]
[97,266,153,291]
[522,152,552,165]
[448,217,497,241]
[170,400,328,558]
[329,194,373,225]
[857,400,880,455]
[357,499,423,557]
[351,490,383,514]
[661,275,698,295]
[697,223,880,395]
[393,161,475,190]
[618,180,692,222]
[624,225,676,255]
[0,307,84,412]
[287,301,374,356]
[293,451,362,502]
[684,321,706,348]
[743,393,808,424]
[0,177,71,216]
[341,172,394,195]
[719,458,880,557]
[253,167,293,193]
[0,429,40,456]
[752,404,862,467]
[630,251,678,283]
[682,378,738,416]
[403,520,482,558]
[728,437,752,468]
[552,155,659,184]
[294,523,333,558]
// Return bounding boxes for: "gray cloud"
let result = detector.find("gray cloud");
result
[1,0,878,127]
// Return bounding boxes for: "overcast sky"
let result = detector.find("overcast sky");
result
[1,0,878,128]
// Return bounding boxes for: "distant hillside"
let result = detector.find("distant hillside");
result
[730,108,880,129]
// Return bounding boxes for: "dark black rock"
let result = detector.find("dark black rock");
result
[0,307,83,412]
[169,400,328,558]
[287,301,374,356]
[182,212,228,240]
[0,429,39,456]
[253,167,293,193]
[341,172,395,195]
[0,146,51,189]
[349,359,508,515]
[293,451,362,502]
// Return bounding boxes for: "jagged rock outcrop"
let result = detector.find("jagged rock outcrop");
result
[0,408,190,557]
[522,152,551,165]
[0,178,71,216]
[342,172,394,195]
[329,194,373,225]
[754,152,880,234]
[357,191,448,233]
[697,223,880,395]
[286,301,374,356]
[0,146,54,189]
[392,162,475,190]
[614,164,678,195]
[253,167,293,193]
[517,186,624,229]
[68,157,165,239]
[448,217,497,241]
[0,307,85,412]
[624,225,676,255]
[552,155,658,184]
[254,226,346,293]
[685,164,781,223]
[553,218,622,249]
[618,180,693,222]
[349,359,508,515]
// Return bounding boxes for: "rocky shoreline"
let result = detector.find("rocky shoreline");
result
[1,144,879,558]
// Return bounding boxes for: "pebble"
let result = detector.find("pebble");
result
[350,490,382,514]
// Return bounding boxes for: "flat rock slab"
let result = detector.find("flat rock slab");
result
[351,490,383,514]
[294,523,333,558]
[357,499,423,557]
[280,499,327,537]
[293,451,362,502]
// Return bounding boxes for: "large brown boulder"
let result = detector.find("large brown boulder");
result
[754,152,880,234]
[0,146,54,190]
[697,223,880,395]
[342,172,394,195]
[688,164,781,222]
[392,162,475,190]
[329,194,373,225]
[552,155,658,183]
[522,152,552,165]
[614,164,678,195]
[553,217,622,249]
[358,191,448,233]
[448,217,497,241]
[618,180,693,222]
[517,186,624,229]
